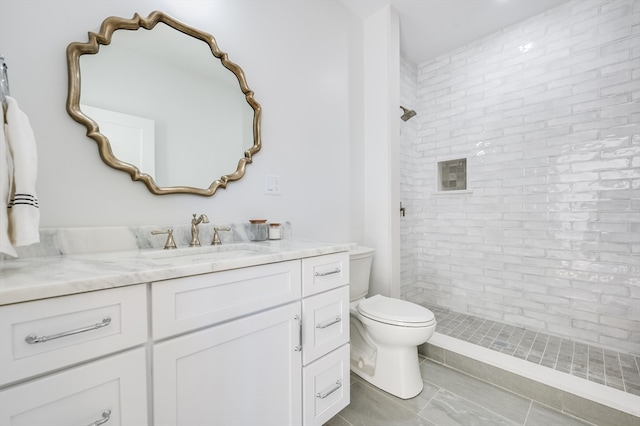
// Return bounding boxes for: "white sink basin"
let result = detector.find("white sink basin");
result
[143,243,275,265]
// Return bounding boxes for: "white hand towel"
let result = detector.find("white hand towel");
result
[5,96,39,249]
[0,119,17,257]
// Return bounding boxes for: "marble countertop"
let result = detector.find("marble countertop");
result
[0,239,353,305]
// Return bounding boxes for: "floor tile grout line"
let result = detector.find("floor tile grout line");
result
[587,345,594,384]
[420,353,525,422]
[484,323,502,348]
[463,318,481,342]
[352,371,438,421]
[601,346,607,388]
[522,400,534,426]
[536,332,551,367]
[489,323,507,346]
[444,312,464,335]
[523,331,538,362]
[605,348,621,391]
[540,333,550,367]
[422,364,534,426]
[565,339,576,377]
[460,316,483,340]
[618,353,630,390]
[530,333,542,364]
[487,323,504,349]
[551,337,563,371]
[470,318,494,345]
[415,384,440,421]
[507,327,528,357]
[621,356,640,392]
[432,357,602,426]
[570,340,578,377]
[334,413,353,426]
[452,315,474,338]
[616,351,625,393]
[471,318,488,343]
[633,356,640,393]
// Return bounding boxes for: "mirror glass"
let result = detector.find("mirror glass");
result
[67,11,261,196]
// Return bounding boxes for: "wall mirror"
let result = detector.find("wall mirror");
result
[67,11,261,196]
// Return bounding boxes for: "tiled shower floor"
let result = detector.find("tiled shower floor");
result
[420,304,640,397]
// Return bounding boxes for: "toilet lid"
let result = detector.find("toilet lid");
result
[357,295,435,327]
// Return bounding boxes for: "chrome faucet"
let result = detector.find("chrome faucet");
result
[151,229,177,250]
[190,213,209,247]
[212,227,231,245]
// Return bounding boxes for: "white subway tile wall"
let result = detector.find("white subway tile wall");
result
[400,0,639,355]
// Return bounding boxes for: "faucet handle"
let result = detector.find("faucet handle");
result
[151,229,177,250]
[212,227,231,245]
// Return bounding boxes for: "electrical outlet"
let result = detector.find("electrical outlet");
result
[265,175,282,195]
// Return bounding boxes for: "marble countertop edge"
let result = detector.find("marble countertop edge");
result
[0,240,354,305]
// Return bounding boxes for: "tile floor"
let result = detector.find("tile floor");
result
[326,358,594,426]
[421,304,640,397]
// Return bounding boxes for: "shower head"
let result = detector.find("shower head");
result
[400,106,416,122]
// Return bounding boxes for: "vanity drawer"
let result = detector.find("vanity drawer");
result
[0,285,147,386]
[302,286,349,365]
[152,260,301,339]
[0,348,148,426]
[301,252,349,297]
[303,344,350,426]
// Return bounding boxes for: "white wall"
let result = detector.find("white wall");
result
[362,6,401,297]
[0,0,361,243]
[401,0,639,355]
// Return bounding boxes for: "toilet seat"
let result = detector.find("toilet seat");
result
[357,295,436,327]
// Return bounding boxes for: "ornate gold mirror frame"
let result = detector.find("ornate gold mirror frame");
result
[66,11,261,196]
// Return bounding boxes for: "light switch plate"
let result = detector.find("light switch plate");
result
[265,175,282,195]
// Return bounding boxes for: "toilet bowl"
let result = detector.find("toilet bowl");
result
[349,247,436,399]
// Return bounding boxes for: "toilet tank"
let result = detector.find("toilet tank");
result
[349,246,375,301]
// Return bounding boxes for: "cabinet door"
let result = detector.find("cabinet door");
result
[0,348,148,426]
[154,302,302,426]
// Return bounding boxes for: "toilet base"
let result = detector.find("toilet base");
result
[350,344,424,399]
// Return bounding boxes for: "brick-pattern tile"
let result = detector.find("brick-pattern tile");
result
[400,0,640,356]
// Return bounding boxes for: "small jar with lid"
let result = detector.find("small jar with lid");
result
[268,223,282,240]
[248,219,268,241]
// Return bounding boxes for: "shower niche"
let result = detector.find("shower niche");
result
[437,158,467,192]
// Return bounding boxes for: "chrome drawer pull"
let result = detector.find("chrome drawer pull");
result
[25,317,112,344]
[317,380,342,399]
[88,409,111,426]
[316,316,341,329]
[315,268,340,277]
[294,315,302,352]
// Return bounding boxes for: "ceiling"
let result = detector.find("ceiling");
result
[340,0,570,64]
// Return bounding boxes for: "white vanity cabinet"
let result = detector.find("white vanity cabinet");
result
[151,253,350,426]
[301,253,351,426]
[151,260,303,425]
[0,285,149,425]
[0,246,351,426]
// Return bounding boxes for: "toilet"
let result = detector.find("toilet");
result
[349,246,436,399]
